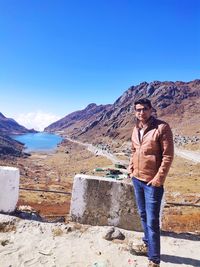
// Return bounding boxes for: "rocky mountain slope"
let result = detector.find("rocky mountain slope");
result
[0,134,25,158]
[45,103,112,138]
[0,112,36,157]
[0,112,36,135]
[45,80,200,144]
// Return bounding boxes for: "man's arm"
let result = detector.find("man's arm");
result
[128,134,136,178]
[147,123,174,186]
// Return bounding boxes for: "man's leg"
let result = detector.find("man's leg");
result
[144,184,164,264]
[132,178,148,245]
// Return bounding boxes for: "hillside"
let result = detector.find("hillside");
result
[45,80,200,144]
[0,112,36,135]
[0,134,25,158]
[45,103,112,138]
[0,112,36,157]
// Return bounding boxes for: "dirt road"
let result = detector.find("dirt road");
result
[175,147,200,164]
[65,137,128,164]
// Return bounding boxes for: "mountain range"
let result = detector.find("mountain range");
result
[1,79,200,157]
[45,79,200,143]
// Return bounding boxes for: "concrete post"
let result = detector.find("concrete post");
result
[70,174,142,231]
[0,166,20,212]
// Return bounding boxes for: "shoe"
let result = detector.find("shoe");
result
[148,260,160,267]
[130,243,148,256]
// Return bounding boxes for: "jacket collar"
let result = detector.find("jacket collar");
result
[136,116,156,130]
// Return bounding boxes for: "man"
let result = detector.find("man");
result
[129,98,174,267]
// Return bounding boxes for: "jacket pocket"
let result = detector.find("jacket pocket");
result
[141,154,157,170]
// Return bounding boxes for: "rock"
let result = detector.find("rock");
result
[103,227,115,240]
[146,84,155,96]
[0,239,10,246]
[111,229,125,240]
[103,227,125,241]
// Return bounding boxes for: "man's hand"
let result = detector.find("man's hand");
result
[147,178,162,187]
[123,173,132,184]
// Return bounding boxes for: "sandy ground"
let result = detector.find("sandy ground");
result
[0,214,199,267]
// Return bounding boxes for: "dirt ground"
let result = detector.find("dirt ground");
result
[0,139,200,233]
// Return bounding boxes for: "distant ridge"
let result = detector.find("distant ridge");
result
[45,79,200,142]
[0,112,36,157]
[45,103,111,137]
[0,112,37,135]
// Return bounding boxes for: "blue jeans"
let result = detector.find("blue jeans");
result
[132,177,164,264]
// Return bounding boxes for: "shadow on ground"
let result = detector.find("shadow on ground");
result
[161,231,200,267]
[1,211,65,223]
[161,254,200,267]
[161,231,200,241]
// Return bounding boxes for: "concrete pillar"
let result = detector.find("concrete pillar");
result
[0,166,20,212]
[70,174,142,231]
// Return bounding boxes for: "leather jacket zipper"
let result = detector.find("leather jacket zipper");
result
[138,144,141,178]
[138,136,142,178]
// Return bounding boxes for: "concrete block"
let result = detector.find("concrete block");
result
[0,166,20,212]
[70,174,142,231]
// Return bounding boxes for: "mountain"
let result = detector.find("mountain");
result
[0,134,26,158]
[0,112,36,135]
[0,112,36,157]
[45,80,200,143]
[45,103,112,137]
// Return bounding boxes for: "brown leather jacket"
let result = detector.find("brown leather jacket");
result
[129,116,174,185]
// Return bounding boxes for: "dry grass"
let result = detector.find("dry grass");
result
[162,207,200,233]
[36,141,112,184]
[0,222,16,233]
[182,143,200,151]
[165,155,200,195]
[163,155,200,232]
[52,227,64,237]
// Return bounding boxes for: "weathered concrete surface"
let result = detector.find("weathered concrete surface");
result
[70,174,142,231]
[0,166,20,212]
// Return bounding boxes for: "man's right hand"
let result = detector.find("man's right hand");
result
[122,173,132,183]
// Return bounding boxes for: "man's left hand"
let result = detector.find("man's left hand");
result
[147,178,162,187]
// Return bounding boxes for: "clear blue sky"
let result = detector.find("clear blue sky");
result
[0,0,199,129]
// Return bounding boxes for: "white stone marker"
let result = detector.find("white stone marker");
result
[0,166,20,212]
[70,174,142,231]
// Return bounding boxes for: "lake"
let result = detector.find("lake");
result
[11,132,63,152]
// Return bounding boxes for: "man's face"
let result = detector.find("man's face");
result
[135,104,152,123]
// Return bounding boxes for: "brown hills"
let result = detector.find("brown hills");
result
[0,112,36,135]
[0,112,36,157]
[0,135,25,157]
[45,79,200,144]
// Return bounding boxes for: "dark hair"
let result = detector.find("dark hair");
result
[134,98,152,109]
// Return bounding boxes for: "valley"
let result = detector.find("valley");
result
[1,136,199,234]
[0,79,200,234]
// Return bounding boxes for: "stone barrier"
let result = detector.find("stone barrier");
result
[0,166,20,212]
[70,174,142,231]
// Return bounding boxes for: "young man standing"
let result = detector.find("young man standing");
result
[129,98,174,267]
